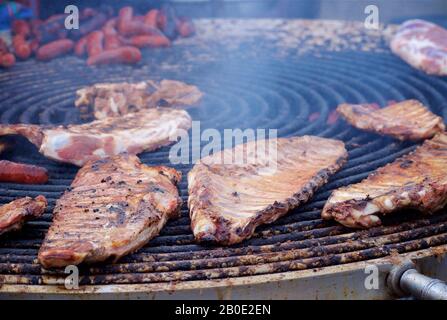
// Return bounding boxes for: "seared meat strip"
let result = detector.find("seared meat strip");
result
[38,154,182,268]
[390,19,447,76]
[0,109,191,166]
[337,100,445,141]
[75,79,203,119]
[0,196,47,236]
[188,136,347,245]
[322,132,447,228]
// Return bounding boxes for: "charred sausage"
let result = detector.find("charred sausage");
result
[0,160,48,184]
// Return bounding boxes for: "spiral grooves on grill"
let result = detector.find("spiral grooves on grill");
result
[0,49,447,287]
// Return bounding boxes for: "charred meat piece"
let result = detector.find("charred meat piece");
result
[337,100,445,141]
[0,196,47,236]
[390,19,447,76]
[322,132,447,228]
[75,80,203,119]
[188,136,347,245]
[0,109,191,166]
[38,154,182,268]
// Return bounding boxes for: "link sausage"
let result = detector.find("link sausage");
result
[36,39,74,61]
[0,53,16,68]
[0,160,48,184]
[86,31,104,57]
[128,35,170,48]
[13,34,32,60]
[86,46,141,65]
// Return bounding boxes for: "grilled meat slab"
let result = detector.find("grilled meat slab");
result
[0,196,47,236]
[337,100,445,141]
[0,109,192,166]
[38,154,182,268]
[188,136,347,245]
[322,132,447,228]
[390,19,447,76]
[75,80,203,119]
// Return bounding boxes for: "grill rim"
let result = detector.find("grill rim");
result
[1,244,446,295]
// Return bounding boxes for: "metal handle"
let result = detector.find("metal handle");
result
[387,260,447,300]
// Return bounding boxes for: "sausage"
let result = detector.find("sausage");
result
[74,36,88,57]
[144,9,159,28]
[12,20,31,37]
[87,46,141,66]
[104,34,122,50]
[86,31,104,57]
[36,39,74,61]
[0,160,48,184]
[0,38,16,67]
[125,22,162,36]
[118,7,160,36]
[12,34,32,60]
[0,53,16,68]
[80,7,98,20]
[129,35,170,48]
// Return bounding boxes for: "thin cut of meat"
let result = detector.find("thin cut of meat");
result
[75,79,203,119]
[390,19,447,76]
[38,153,182,268]
[0,108,192,166]
[322,132,447,229]
[188,136,348,245]
[0,196,47,236]
[337,100,445,141]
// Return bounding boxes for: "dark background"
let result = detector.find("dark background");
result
[38,0,447,24]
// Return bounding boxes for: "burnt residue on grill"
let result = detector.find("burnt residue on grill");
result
[1,31,447,289]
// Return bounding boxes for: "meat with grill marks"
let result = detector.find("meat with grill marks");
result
[188,136,348,245]
[38,154,182,268]
[0,108,191,166]
[337,100,445,141]
[75,79,203,119]
[322,132,447,228]
[0,196,47,236]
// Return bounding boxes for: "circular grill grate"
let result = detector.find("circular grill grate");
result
[0,48,447,286]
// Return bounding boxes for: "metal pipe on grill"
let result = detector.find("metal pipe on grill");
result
[387,260,447,300]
